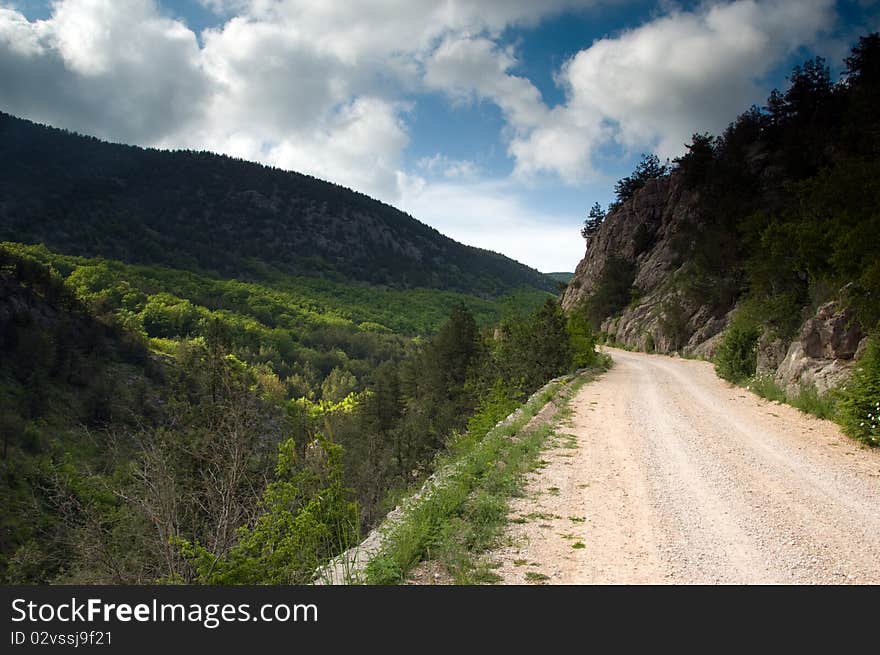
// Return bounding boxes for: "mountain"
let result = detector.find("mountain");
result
[0,112,567,585]
[0,111,554,296]
[545,272,574,284]
[563,35,879,401]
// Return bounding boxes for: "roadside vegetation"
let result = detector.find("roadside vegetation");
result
[571,35,880,447]
[0,243,597,583]
[578,36,880,350]
[713,314,878,445]
[363,364,609,585]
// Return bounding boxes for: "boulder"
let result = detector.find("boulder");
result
[756,333,788,373]
[800,301,862,360]
[774,340,855,396]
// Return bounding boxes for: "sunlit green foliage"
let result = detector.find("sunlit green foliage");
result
[180,435,359,584]
[838,336,880,445]
[714,317,760,383]
[1,245,587,583]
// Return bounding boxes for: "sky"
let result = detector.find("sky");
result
[1,1,878,272]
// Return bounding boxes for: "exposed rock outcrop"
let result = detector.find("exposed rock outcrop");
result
[563,176,695,309]
[563,175,725,357]
[562,173,865,392]
[774,301,864,394]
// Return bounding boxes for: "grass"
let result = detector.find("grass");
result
[746,372,838,421]
[362,366,607,585]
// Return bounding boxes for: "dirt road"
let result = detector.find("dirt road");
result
[492,348,880,584]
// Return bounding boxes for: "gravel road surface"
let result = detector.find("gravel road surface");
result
[492,348,880,584]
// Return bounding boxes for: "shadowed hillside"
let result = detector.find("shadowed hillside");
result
[0,112,554,296]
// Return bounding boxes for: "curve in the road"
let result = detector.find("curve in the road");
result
[492,348,880,584]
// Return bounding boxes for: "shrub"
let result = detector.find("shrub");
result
[838,336,880,445]
[582,257,637,328]
[644,333,655,353]
[658,299,689,351]
[714,320,760,382]
[566,311,598,368]
[632,223,653,256]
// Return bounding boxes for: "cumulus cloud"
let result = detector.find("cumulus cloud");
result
[509,0,836,179]
[399,177,584,273]
[424,36,547,131]
[416,154,481,180]
[0,0,845,267]
[0,0,602,201]
[0,0,208,144]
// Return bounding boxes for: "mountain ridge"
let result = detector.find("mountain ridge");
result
[0,111,554,296]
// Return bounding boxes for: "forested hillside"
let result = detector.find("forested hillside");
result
[0,233,588,584]
[0,92,590,584]
[0,101,584,584]
[564,34,880,445]
[0,112,554,296]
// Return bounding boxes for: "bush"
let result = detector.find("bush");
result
[658,299,689,351]
[566,311,598,368]
[838,337,880,445]
[714,320,759,382]
[582,257,637,328]
[632,223,653,256]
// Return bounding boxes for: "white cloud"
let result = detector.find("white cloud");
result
[0,0,605,202]
[509,0,836,179]
[416,154,481,180]
[399,176,584,272]
[424,36,547,130]
[0,0,844,269]
[0,0,208,144]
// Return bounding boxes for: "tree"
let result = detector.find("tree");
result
[613,153,669,205]
[396,305,484,467]
[674,132,715,189]
[581,202,606,239]
[497,299,572,393]
[842,33,880,155]
[321,367,358,403]
[582,257,637,328]
[180,435,358,584]
[566,310,597,368]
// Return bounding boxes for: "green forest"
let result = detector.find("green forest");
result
[0,111,554,297]
[5,28,880,586]
[0,241,593,583]
[0,97,574,583]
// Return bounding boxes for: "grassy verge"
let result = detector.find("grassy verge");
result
[746,372,838,421]
[362,365,607,584]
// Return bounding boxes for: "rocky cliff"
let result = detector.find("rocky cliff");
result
[562,173,866,394]
[562,174,728,356]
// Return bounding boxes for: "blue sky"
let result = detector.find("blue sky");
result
[2,1,878,271]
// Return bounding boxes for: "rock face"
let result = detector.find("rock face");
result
[563,173,865,392]
[774,301,864,395]
[799,301,863,360]
[563,176,695,309]
[562,175,725,357]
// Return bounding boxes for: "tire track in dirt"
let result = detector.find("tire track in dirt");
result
[491,348,880,584]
